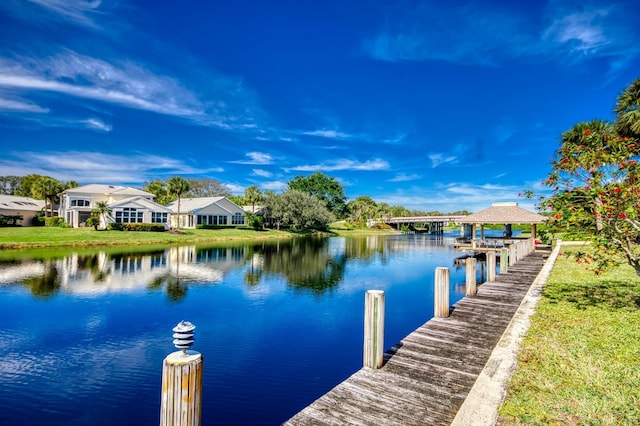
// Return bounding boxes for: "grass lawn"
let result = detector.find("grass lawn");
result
[498,245,640,425]
[0,224,398,249]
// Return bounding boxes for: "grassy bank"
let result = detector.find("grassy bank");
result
[0,225,398,249]
[498,246,640,424]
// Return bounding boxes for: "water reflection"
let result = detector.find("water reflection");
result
[0,234,476,426]
[0,236,431,299]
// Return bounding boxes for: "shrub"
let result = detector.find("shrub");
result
[31,215,45,226]
[108,222,125,231]
[0,214,23,226]
[45,217,64,227]
[246,213,264,230]
[107,223,165,232]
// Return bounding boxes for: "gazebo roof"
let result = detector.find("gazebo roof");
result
[456,202,547,225]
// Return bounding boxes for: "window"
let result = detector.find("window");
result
[115,208,143,223]
[152,212,167,223]
[232,213,244,225]
[70,199,91,207]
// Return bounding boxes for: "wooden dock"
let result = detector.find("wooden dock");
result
[284,251,548,426]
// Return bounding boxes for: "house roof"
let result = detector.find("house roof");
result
[0,194,46,211]
[61,184,153,198]
[109,196,172,212]
[456,202,547,225]
[166,197,227,213]
[242,205,264,214]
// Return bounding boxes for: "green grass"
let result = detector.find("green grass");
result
[0,224,398,249]
[0,226,296,249]
[498,246,640,425]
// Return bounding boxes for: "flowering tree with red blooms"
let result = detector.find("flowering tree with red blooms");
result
[527,78,640,275]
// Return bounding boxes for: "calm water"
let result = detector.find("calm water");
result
[0,234,484,425]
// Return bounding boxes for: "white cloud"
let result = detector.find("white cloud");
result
[25,0,104,28]
[0,96,49,113]
[388,173,421,182]
[302,129,354,139]
[81,117,112,132]
[232,152,274,165]
[376,182,534,213]
[286,158,390,172]
[261,180,287,191]
[252,169,273,178]
[0,151,222,184]
[364,1,639,68]
[0,50,263,130]
[428,153,458,168]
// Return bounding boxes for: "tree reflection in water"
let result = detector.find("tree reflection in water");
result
[257,238,347,294]
[4,236,397,299]
[21,262,61,298]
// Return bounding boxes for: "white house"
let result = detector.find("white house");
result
[0,194,46,226]
[166,197,246,229]
[59,184,170,228]
[108,196,172,229]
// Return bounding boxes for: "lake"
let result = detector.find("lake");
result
[0,233,486,425]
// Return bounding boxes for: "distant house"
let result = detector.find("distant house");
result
[0,194,46,226]
[59,184,170,228]
[166,197,246,229]
[242,205,264,215]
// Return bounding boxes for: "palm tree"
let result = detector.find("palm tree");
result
[615,78,640,139]
[167,176,190,229]
[244,185,263,213]
[32,176,63,219]
[93,201,112,229]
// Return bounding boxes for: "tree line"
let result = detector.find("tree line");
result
[1,171,464,231]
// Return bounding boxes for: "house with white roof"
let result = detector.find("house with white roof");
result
[166,197,246,229]
[59,184,170,228]
[0,194,46,226]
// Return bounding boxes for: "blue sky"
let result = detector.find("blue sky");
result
[1,0,639,212]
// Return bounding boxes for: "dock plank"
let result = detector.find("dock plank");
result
[284,251,547,425]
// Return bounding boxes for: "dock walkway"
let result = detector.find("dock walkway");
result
[285,251,549,425]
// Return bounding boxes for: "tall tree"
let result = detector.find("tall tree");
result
[346,196,378,226]
[16,174,45,197]
[0,176,22,195]
[244,185,264,213]
[32,176,63,218]
[530,78,640,275]
[287,171,347,217]
[167,176,190,229]
[144,179,173,205]
[186,177,232,197]
[614,77,640,139]
[264,189,334,231]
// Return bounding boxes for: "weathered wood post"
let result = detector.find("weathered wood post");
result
[160,321,203,426]
[363,290,385,369]
[465,258,477,296]
[500,248,508,273]
[434,267,450,318]
[487,251,496,282]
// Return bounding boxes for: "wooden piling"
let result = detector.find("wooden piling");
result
[500,248,508,273]
[434,267,450,318]
[465,258,477,296]
[363,290,385,369]
[486,251,496,282]
[160,351,203,426]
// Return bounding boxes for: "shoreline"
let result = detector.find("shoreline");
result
[0,226,401,250]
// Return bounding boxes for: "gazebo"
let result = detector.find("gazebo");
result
[455,202,547,249]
